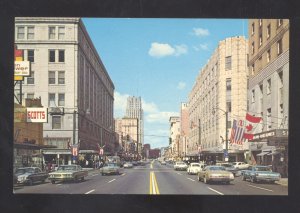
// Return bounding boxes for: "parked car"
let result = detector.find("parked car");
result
[14,167,48,185]
[232,162,249,170]
[160,161,167,165]
[123,162,133,168]
[101,163,122,175]
[242,165,281,183]
[187,163,206,175]
[216,162,239,177]
[197,165,234,184]
[174,161,188,171]
[48,165,88,184]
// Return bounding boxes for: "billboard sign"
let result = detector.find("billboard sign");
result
[27,108,48,123]
[15,61,31,76]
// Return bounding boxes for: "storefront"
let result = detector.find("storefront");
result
[250,129,288,177]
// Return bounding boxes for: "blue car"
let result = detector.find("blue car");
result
[242,165,281,183]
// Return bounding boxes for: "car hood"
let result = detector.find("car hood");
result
[49,171,75,174]
[16,173,31,178]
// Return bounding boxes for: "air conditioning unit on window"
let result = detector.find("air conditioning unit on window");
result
[49,107,64,115]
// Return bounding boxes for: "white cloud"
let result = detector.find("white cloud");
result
[148,42,188,58]
[192,28,210,37]
[146,111,179,123]
[177,81,186,90]
[114,91,129,118]
[193,43,209,51]
[141,100,158,113]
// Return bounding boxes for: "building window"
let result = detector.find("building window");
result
[58,93,65,106]
[58,71,65,84]
[226,102,232,113]
[251,64,255,75]
[49,50,55,62]
[278,71,283,87]
[259,33,263,47]
[27,71,34,84]
[49,27,56,39]
[259,84,263,94]
[259,19,262,27]
[251,42,255,54]
[58,50,65,62]
[267,24,271,39]
[277,39,283,55]
[49,71,56,84]
[49,93,56,106]
[251,23,255,35]
[58,27,65,40]
[226,78,231,90]
[225,56,232,70]
[27,27,34,39]
[27,50,34,62]
[52,116,61,129]
[267,78,271,94]
[251,89,255,103]
[27,93,34,99]
[17,26,25,39]
[267,49,271,63]
[267,108,272,130]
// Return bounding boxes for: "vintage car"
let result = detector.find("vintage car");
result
[123,162,133,168]
[216,162,239,177]
[174,161,188,171]
[242,165,281,183]
[101,163,122,175]
[160,161,167,165]
[187,163,206,175]
[14,167,48,185]
[197,165,234,184]
[232,162,249,170]
[48,165,88,184]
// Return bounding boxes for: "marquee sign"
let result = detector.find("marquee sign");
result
[27,108,48,123]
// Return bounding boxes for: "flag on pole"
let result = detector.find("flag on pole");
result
[243,113,262,140]
[230,119,245,145]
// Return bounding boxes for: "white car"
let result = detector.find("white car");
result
[232,162,249,170]
[187,163,207,175]
[174,162,188,171]
[123,162,133,168]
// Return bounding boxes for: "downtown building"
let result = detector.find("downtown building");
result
[247,19,289,177]
[125,96,144,155]
[179,102,190,160]
[169,116,180,160]
[14,17,115,166]
[188,36,248,163]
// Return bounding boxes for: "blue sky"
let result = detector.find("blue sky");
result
[82,18,248,149]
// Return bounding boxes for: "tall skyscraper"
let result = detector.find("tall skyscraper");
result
[125,96,144,153]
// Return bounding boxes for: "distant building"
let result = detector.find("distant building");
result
[169,116,180,160]
[149,148,160,159]
[125,96,144,154]
[180,103,189,159]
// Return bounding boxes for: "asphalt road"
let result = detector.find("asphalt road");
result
[14,161,288,195]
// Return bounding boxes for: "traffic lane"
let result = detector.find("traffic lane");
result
[91,168,149,194]
[183,173,288,195]
[14,171,112,194]
[154,169,217,195]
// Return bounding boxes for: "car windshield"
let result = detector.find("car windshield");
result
[192,164,200,167]
[255,167,272,172]
[208,166,225,171]
[15,168,35,174]
[177,162,185,165]
[222,164,233,167]
[106,163,117,167]
[57,165,77,171]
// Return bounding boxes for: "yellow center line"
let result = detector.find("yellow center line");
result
[149,171,160,195]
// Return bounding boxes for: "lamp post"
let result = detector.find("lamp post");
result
[212,107,229,162]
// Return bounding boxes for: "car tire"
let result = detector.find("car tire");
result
[250,176,256,183]
[102,173,105,176]
[197,175,201,182]
[242,175,246,181]
[51,180,55,184]
[28,179,33,186]
[204,176,208,184]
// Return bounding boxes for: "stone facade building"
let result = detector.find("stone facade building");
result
[14,17,115,165]
[188,36,248,162]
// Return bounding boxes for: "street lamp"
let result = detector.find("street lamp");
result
[212,107,229,162]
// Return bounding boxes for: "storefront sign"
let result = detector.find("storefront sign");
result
[27,108,48,123]
[15,61,31,76]
[14,107,27,122]
[252,129,288,141]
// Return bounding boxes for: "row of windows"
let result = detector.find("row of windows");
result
[16,26,65,40]
[21,71,66,85]
[15,49,65,63]
[49,93,65,107]
[251,19,283,37]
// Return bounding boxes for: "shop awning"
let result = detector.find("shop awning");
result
[42,149,71,155]
[257,151,271,156]
[79,150,98,154]
[267,151,280,155]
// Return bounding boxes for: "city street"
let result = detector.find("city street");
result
[14,161,288,195]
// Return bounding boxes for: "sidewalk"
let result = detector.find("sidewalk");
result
[276,178,288,186]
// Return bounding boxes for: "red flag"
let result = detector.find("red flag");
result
[246,113,262,123]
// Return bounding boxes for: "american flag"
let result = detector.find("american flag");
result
[230,119,245,145]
